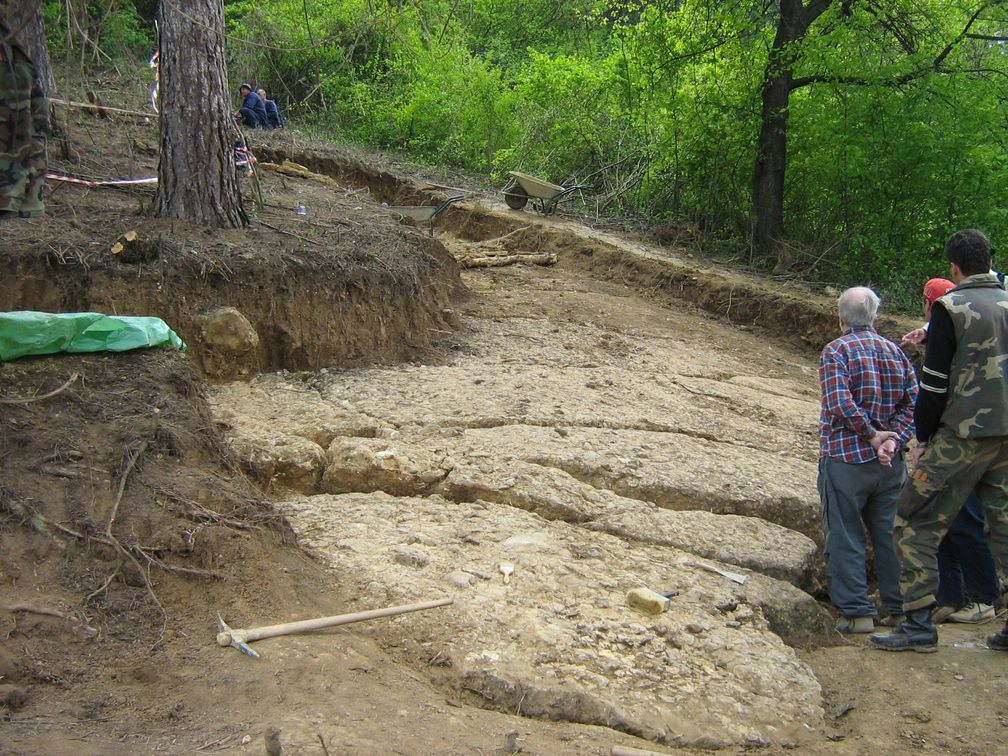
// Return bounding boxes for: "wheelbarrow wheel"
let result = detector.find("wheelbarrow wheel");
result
[504,181,529,210]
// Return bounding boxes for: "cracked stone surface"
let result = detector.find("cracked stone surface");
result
[208,263,832,747]
[279,491,825,748]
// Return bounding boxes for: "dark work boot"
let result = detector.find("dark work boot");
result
[986,620,1008,651]
[870,608,938,653]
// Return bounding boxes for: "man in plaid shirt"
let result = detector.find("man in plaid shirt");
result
[818,287,918,633]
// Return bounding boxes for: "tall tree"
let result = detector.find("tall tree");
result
[154,0,248,227]
[751,0,1008,264]
[751,0,832,265]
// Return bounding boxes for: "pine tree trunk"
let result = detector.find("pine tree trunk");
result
[154,0,248,227]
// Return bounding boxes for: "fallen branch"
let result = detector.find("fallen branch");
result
[0,373,79,405]
[458,252,557,268]
[417,182,471,195]
[3,603,67,619]
[486,225,533,245]
[466,226,537,255]
[49,97,152,119]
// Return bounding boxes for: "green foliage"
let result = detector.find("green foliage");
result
[43,1,153,63]
[40,0,996,307]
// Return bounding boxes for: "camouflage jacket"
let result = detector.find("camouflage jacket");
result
[0,16,49,145]
[934,273,1008,438]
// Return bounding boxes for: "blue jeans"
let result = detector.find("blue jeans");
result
[818,455,906,617]
[936,492,1001,606]
[238,106,260,128]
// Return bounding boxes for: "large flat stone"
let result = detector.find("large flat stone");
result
[437,458,819,590]
[278,491,825,748]
[454,426,822,544]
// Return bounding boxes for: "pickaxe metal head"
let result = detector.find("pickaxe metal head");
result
[216,612,260,659]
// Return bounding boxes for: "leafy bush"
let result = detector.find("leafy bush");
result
[44,1,153,63]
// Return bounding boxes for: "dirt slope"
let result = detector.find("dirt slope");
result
[1,102,1005,755]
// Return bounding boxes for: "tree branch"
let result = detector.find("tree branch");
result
[933,1,1007,70]
[792,0,1008,91]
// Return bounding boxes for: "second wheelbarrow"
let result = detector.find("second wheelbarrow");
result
[385,194,464,235]
[502,171,589,215]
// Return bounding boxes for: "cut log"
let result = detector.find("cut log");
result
[110,231,160,263]
[110,230,140,256]
[458,252,557,268]
[259,160,339,187]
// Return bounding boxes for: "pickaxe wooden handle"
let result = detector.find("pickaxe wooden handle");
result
[217,597,453,659]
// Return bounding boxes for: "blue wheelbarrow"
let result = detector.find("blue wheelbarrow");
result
[502,171,589,215]
[385,195,464,235]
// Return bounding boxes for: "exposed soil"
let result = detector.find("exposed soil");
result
[1,101,1005,755]
[0,124,463,378]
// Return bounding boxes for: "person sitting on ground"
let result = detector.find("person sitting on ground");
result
[818,286,918,634]
[257,87,284,130]
[235,83,267,129]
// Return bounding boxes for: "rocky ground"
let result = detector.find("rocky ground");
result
[210,257,1008,753]
[2,93,1008,755]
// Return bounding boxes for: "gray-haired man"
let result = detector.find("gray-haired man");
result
[818,287,918,633]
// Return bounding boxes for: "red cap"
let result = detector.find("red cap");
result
[923,278,955,305]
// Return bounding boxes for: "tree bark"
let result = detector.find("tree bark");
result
[751,0,833,263]
[154,0,248,227]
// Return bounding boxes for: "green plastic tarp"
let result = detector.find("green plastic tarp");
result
[0,311,186,361]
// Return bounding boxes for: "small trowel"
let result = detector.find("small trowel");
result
[685,560,748,585]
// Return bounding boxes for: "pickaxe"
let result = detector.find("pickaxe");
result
[216,597,453,659]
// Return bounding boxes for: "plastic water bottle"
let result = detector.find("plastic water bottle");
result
[297,203,307,216]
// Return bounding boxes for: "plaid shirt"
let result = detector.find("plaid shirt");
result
[819,327,918,464]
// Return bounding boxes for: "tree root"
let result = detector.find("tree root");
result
[149,484,265,532]
[85,569,119,603]
[1,408,225,629]
[4,601,99,637]
[0,373,79,405]
[4,603,68,619]
[103,410,166,626]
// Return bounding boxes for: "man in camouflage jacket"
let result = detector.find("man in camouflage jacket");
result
[872,229,1008,653]
[0,11,48,218]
